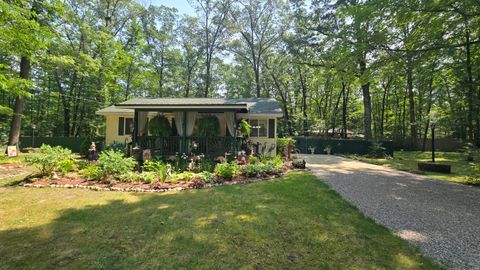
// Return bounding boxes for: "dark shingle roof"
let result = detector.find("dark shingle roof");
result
[97,98,282,116]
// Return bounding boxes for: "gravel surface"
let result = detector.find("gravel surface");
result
[301,154,480,270]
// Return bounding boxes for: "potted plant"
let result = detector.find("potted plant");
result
[238,119,251,137]
[197,115,220,137]
[148,115,171,137]
[308,146,316,154]
[324,145,332,155]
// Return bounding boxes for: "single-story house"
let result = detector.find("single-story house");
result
[95,98,283,157]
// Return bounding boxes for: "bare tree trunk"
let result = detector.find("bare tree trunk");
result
[7,56,31,150]
[406,57,417,149]
[360,58,372,140]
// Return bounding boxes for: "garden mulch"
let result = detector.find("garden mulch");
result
[19,170,289,193]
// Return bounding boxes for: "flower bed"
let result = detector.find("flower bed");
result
[19,145,291,193]
[20,172,286,193]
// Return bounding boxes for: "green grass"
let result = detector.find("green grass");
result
[347,151,480,184]
[0,172,438,269]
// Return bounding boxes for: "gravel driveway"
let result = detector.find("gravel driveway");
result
[301,154,480,269]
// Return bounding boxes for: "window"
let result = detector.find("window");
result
[118,117,134,136]
[249,119,267,137]
[125,118,134,135]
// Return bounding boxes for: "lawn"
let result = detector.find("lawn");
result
[0,172,438,269]
[347,151,480,185]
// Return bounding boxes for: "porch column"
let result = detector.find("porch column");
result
[233,111,237,155]
[182,111,187,153]
[133,109,139,146]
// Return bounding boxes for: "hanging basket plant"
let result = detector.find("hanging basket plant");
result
[238,119,251,137]
[148,115,171,137]
[197,115,220,137]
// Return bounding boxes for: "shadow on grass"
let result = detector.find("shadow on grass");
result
[0,173,438,269]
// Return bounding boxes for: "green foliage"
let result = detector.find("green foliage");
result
[202,171,215,183]
[276,138,295,156]
[169,171,204,183]
[148,115,171,137]
[142,160,169,182]
[214,161,239,179]
[465,176,480,186]
[248,155,258,164]
[117,171,156,184]
[58,159,75,175]
[94,150,137,180]
[26,144,75,177]
[368,142,387,158]
[238,119,251,136]
[79,164,101,180]
[196,115,220,137]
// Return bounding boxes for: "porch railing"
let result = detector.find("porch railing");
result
[136,136,245,157]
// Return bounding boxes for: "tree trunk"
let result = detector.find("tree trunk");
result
[406,59,417,149]
[7,56,31,149]
[299,68,308,135]
[359,58,372,140]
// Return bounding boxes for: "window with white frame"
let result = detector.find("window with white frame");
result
[249,119,267,137]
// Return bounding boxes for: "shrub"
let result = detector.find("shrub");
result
[143,160,169,181]
[148,115,171,137]
[368,141,387,158]
[202,171,215,183]
[276,137,295,156]
[465,176,480,186]
[214,161,239,180]
[242,163,261,177]
[58,159,76,175]
[270,155,284,170]
[248,155,258,164]
[75,160,91,170]
[117,171,157,183]
[169,171,203,183]
[79,164,101,180]
[259,163,275,175]
[26,144,75,177]
[95,150,136,180]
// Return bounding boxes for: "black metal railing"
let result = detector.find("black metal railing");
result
[136,136,245,157]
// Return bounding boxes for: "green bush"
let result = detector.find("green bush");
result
[79,164,101,180]
[242,163,261,177]
[149,115,171,137]
[465,176,480,186]
[197,115,220,137]
[248,155,258,164]
[368,141,387,158]
[169,171,204,183]
[270,155,284,170]
[202,171,215,183]
[95,150,136,180]
[75,160,91,170]
[214,161,239,180]
[58,159,76,175]
[117,171,157,183]
[143,160,169,182]
[276,137,295,156]
[26,144,75,177]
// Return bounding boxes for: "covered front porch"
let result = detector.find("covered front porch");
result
[128,107,248,157]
